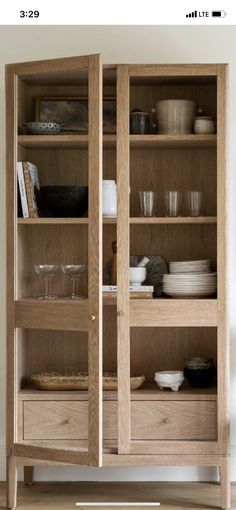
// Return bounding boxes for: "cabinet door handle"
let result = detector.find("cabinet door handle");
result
[90,314,96,321]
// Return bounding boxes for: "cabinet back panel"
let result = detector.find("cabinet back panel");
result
[130,148,216,217]
[130,224,217,269]
[17,306,117,387]
[18,329,88,386]
[130,84,217,123]
[18,325,216,388]
[24,149,88,187]
[17,225,88,298]
[18,224,116,297]
[130,327,217,382]
[18,80,115,125]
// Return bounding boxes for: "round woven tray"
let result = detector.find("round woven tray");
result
[31,372,145,391]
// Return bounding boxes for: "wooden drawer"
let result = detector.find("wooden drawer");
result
[131,401,217,440]
[23,400,216,441]
[23,401,117,440]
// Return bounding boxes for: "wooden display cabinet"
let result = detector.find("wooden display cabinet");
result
[6,56,229,509]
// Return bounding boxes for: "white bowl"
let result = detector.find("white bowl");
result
[129,267,146,286]
[154,371,184,392]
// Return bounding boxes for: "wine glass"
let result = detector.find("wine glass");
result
[61,265,87,299]
[34,265,60,300]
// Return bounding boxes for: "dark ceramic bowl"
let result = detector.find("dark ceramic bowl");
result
[40,186,88,218]
[184,366,215,388]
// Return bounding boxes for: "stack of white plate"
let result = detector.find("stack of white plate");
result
[169,259,211,274]
[163,260,217,298]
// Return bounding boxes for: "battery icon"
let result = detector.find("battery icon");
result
[212,10,227,17]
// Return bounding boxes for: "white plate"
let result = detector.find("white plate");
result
[169,261,211,274]
[164,290,216,297]
[170,259,210,265]
[163,284,217,289]
[163,273,216,278]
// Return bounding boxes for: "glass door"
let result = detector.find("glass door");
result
[7,54,103,466]
[117,64,221,456]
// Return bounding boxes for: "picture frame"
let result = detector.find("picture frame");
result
[35,96,116,133]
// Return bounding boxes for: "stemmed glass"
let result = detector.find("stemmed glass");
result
[34,265,60,300]
[61,265,87,299]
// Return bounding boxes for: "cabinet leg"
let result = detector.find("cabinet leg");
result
[220,457,231,509]
[6,456,17,509]
[24,466,34,486]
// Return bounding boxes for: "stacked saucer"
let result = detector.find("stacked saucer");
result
[169,259,211,274]
[163,260,217,298]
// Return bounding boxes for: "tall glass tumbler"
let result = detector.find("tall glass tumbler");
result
[187,191,203,217]
[165,191,182,217]
[139,191,157,217]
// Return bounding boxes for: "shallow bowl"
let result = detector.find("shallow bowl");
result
[25,122,61,135]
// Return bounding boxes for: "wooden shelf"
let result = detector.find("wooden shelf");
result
[14,298,218,329]
[18,134,116,149]
[129,134,217,149]
[18,134,216,150]
[17,216,217,225]
[18,384,217,401]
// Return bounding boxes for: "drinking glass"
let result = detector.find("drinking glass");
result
[139,191,157,217]
[61,265,87,299]
[165,191,182,217]
[34,265,60,300]
[187,191,203,217]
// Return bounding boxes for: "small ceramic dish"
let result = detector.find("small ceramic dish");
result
[24,122,61,135]
[154,370,184,392]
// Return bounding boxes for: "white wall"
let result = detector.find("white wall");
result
[0,25,235,482]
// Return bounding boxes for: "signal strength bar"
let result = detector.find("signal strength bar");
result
[186,10,198,17]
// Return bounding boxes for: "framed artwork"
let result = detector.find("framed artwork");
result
[35,97,116,133]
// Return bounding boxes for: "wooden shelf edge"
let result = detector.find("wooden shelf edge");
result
[130,216,217,225]
[130,134,217,149]
[17,218,89,225]
[18,134,116,148]
[18,134,216,150]
[18,384,217,401]
[17,216,217,225]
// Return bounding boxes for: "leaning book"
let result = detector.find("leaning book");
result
[23,162,40,218]
[16,162,29,218]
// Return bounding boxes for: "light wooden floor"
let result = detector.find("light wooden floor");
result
[0,482,235,510]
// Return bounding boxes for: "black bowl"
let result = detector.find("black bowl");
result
[40,186,88,218]
[184,366,215,388]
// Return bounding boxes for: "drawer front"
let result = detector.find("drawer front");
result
[23,400,216,441]
[131,401,217,440]
[23,401,117,440]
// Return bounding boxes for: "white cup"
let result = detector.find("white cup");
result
[102,180,117,217]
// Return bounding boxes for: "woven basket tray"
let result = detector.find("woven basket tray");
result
[31,372,145,391]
